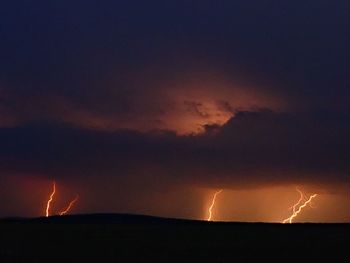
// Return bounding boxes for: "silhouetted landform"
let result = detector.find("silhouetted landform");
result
[0,213,349,262]
[1,213,205,224]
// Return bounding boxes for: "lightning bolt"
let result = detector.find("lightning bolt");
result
[283,191,317,223]
[45,181,56,217]
[59,195,79,216]
[289,188,304,214]
[207,189,223,221]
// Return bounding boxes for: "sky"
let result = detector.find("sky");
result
[1,0,350,222]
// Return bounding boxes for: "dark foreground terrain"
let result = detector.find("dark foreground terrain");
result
[0,214,349,262]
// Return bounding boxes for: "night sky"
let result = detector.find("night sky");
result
[1,1,350,222]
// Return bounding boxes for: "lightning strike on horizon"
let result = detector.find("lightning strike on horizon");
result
[283,192,318,223]
[45,181,56,217]
[207,189,223,221]
[59,195,79,216]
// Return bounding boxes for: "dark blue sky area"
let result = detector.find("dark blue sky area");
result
[0,1,350,218]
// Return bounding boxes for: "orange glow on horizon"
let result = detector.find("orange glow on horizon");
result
[59,195,79,216]
[283,190,318,223]
[207,189,223,221]
[45,181,56,217]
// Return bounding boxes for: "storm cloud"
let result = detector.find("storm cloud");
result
[1,0,350,219]
[1,109,350,189]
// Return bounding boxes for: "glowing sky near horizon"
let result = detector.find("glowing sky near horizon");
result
[1,0,350,222]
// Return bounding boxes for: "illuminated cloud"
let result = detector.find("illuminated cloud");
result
[1,109,350,189]
[0,0,350,220]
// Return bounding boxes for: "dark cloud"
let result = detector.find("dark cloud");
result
[1,0,349,131]
[1,1,350,218]
[1,109,350,190]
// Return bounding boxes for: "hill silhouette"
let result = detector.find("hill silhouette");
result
[0,213,349,262]
[1,213,205,224]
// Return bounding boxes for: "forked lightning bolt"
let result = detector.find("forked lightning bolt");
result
[45,181,56,217]
[290,188,304,214]
[207,189,223,221]
[44,181,78,217]
[59,195,79,216]
[283,190,317,223]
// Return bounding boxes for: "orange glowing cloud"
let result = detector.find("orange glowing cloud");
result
[0,64,287,136]
[1,69,284,135]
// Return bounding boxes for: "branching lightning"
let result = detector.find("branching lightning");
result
[283,189,318,223]
[59,195,79,216]
[44,181,79,217]
[207,189,223,221]
[45,181,56,217]
[289,188,304,214]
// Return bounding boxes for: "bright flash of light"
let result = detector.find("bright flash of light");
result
[283,192,317,223]
[45,181,56,217]
[207,189,223,221]
[289,188,304,214]
[59,195,79,216]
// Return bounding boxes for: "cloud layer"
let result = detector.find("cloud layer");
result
[1,0,350,218]
[1,109,349,190]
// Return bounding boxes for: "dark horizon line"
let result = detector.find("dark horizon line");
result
[1,212,349,225]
